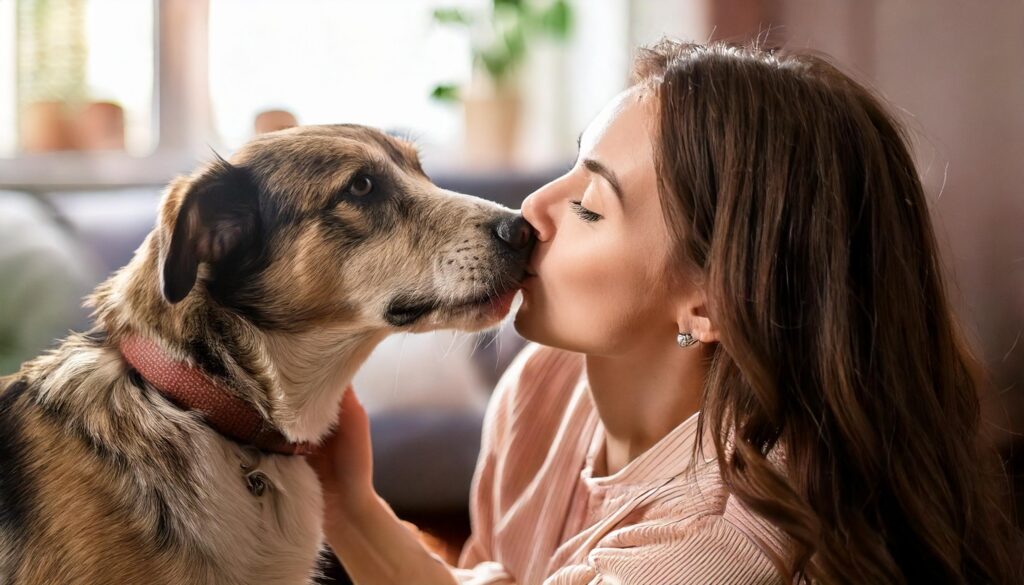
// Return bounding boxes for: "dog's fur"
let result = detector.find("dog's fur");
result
[0,125,533,584]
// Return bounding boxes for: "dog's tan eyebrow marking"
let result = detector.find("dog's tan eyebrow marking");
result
[367,134,426,177]
[582,157,625,202]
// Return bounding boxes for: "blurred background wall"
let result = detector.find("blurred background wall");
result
[0,0,1021,550]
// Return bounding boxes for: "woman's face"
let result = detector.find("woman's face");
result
[516,88,688,355]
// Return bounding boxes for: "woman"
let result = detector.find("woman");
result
[308,40,1022,584]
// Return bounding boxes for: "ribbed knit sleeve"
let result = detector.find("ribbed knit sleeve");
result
[545,515,782,584]
[453,344,542,584]
[454,422,514,585]
[454,514,781,585]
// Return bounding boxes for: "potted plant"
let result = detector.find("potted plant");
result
[17,0,88,152]
[18,0,129,152]
[430,0,572,168]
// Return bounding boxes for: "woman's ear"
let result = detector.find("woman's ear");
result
[675,289,720,344]
[158,157,260,304]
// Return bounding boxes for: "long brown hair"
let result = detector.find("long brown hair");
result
[635,39,1023,584]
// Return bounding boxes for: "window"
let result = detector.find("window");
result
[208,0,480,157]
[0,0,634,188]
[0,0,155,157]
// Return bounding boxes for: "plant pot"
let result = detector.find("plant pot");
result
[254,109,298,135]
[75,101,125,150]
[463,85,521,169]
[20,101,74,152]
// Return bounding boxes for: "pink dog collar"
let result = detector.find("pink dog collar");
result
[119,335,313,457]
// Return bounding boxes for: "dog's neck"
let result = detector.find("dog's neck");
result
[254,325,388,442]
[89,235,389,445]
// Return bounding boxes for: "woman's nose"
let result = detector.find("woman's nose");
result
[520,180,561,242]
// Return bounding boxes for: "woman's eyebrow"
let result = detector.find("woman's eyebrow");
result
[582,157,625,201]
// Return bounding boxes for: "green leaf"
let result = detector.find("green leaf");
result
[430,83,461,103]
[479,47,514,82]
[503,26,527,63]
[540,0,572,40]
[432,7,473,26]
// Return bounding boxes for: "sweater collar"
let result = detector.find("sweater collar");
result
[582,391,716,488]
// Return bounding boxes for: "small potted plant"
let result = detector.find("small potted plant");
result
[17,0,127,152]
[17,0,88,152]
[431,0,572,168]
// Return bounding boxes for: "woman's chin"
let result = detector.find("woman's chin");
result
[512,292,577,349]
[512,303,559,347]
[511,303,540,341]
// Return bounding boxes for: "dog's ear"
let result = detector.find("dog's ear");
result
[159,157,260,304]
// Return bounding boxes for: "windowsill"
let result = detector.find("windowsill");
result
[0,150,569,195]
[0,151,203,193]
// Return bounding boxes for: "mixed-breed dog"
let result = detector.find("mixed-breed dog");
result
[0,125,537,584]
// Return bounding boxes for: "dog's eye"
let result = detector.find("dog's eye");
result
[347,176,374,197]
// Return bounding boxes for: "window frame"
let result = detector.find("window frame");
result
[0,0,216,193]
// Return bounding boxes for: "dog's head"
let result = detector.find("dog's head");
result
[156,124,534,335]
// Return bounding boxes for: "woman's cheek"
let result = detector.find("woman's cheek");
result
[555,236,626,312]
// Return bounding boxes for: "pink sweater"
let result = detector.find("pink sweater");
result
[450,344,790,584]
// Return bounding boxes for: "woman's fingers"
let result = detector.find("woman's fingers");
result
[337,384,367,431]
[306,384,375,502]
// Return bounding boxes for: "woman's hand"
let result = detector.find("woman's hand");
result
[305,385,460,585]
[307,386,375,512]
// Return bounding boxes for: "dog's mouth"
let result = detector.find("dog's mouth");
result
[384,286,520,328]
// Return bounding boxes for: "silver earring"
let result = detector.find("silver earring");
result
[677,332,699,348]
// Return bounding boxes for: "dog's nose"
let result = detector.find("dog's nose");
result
[494,215,536,253]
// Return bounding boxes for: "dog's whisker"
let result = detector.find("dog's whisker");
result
[391,332,411,400]
[443,330,460,360]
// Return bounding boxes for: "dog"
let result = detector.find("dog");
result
[0,124,535,584]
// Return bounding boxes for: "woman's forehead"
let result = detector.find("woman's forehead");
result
[579,87,653,157]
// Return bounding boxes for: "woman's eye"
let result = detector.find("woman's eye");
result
[569,200,603,222]
[347,176,374,197]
